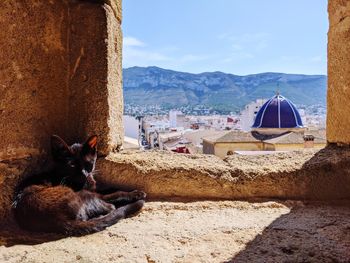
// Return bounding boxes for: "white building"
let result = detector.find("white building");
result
[143,119,171,148]
[240,99,267,131]
[123,115,139,139]
[169,110,184,128]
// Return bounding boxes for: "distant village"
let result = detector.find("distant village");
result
[123,94,327,158]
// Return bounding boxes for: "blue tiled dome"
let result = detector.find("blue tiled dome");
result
[252,94,303,129]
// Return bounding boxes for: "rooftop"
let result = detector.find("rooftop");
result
[203,130,326,145]
[264,131,326,145]
[203,131,261,143]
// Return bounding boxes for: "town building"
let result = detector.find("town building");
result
[240,99,267,131]
[169,110,187,128]
[203,94,326,158]
[123,115,140,139]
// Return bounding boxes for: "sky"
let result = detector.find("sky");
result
[122,0,328,76]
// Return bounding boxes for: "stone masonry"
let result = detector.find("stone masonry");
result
[0,0,123,162]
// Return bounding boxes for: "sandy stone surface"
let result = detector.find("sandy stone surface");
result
[0,200,349,263]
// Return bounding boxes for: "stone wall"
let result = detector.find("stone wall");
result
[0,0,123,162]
[327,0,350,144]
[0,1,70,161]
[68,0,124,154]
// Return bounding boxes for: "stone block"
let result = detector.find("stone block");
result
[67,1,124,155]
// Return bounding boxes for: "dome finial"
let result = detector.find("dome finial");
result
[276,83,280,96]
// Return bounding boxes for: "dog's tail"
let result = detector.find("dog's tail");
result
[64,200,144,236]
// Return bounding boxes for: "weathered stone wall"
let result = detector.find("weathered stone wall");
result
[0,1,70,161]
[68,0,124,155]
[0,0,123,161]
[327,0,350,144]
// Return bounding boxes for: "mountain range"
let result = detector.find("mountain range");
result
[123,66,327,113]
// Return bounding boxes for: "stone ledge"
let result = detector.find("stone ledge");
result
[96,146,350,201]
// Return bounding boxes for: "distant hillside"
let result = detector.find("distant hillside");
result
[123,66,327,113]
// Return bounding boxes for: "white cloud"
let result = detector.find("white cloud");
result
[235,33,269,43]
[218,33,231,40]
[123,47,171,67]
[310,56,323,62]
[221,52,254,64]
[123,36,146,47]
[123,36,171,67]
[179,54,210,62]
[126,49,169,61]
[219,32,269,53]
[232,44,243,51]
[280,55,325,64]
[122,36,212,68]
[281,55,300,61]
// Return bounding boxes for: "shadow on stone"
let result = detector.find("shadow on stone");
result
[0,220,65,247]
[224,146,350,262]
[225,201,350,262]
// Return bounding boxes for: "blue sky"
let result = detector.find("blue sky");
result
[122,0,328,75]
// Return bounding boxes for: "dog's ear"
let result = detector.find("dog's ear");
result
[51,135,72,161]
[82,135,97,155]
